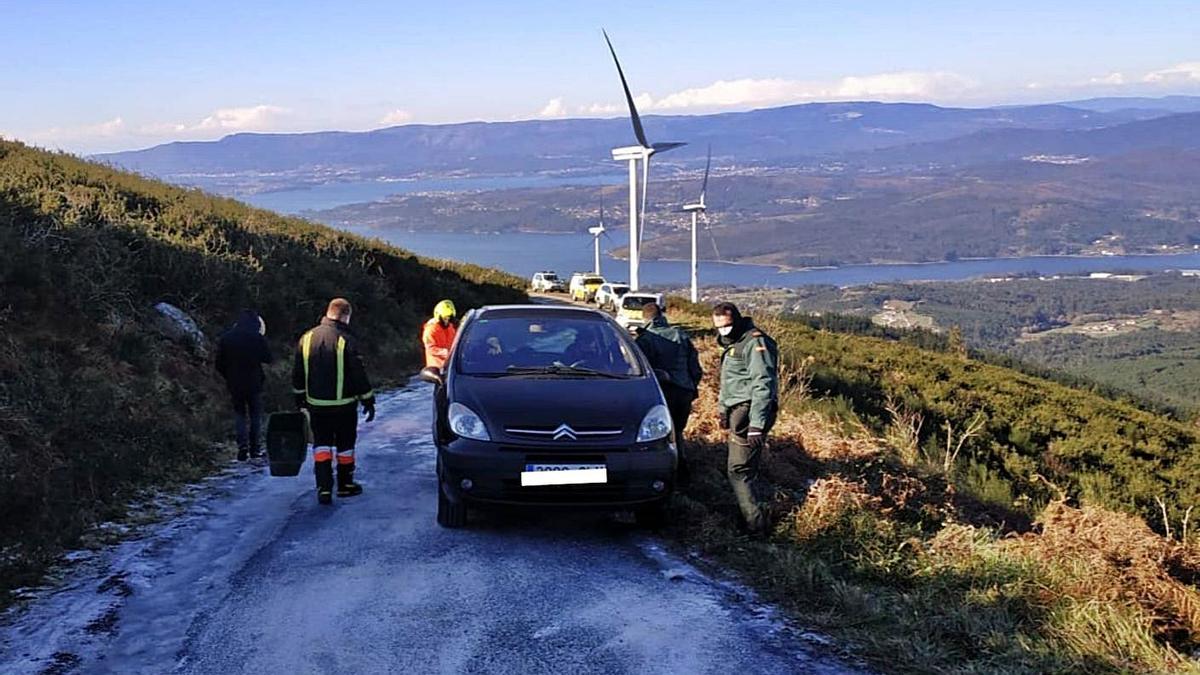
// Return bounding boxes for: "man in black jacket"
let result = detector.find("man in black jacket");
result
[215,309,273,461]
[633,301,703,484]
[293,298,376,504]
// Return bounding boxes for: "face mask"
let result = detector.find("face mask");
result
[717,325,734,337]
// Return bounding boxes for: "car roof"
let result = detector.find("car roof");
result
[475,304,612,320]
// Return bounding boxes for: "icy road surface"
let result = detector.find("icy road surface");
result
[0,384,865,674]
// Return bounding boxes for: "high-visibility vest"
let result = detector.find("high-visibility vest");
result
[423,318,456,369]
[292,318,374,407]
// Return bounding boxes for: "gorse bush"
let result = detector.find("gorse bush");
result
[0,140,526,594]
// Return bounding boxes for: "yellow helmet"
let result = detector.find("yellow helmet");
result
[434,299,457,321]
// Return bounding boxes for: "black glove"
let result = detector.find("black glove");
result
[362,399,376,423]
[718,408,730,430]
[294,393,307,410]
[746,428,766,450]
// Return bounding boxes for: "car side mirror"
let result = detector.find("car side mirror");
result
[419,366,443,386]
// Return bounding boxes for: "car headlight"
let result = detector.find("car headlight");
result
[449,402,490,441]
[637,404,673,443]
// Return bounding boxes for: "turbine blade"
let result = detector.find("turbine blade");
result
[700,144,711,204]
[602,30,650,149]
[599,190,604,228]
[651,142,686,153]
[701,211,721,261]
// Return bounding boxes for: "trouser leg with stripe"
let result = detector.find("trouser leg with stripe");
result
[309,404,359,492]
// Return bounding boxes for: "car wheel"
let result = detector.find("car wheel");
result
[634,501,669,529]
[437,482,468,528]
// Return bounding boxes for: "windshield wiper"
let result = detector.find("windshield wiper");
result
[503,364,628,379]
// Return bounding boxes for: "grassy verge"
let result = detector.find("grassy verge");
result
[663,305,1200,673]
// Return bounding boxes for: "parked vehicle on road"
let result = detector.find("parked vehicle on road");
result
[568,273,606,303]
[595,282,630,311]
[422,304,677,529]
[615,292,665,328]
[530,271,565,293]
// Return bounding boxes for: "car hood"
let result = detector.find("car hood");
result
[451,375,662,445]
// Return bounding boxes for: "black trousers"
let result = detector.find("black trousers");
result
[229,389,263,452]
[661,383,694,479]
[309,404,359,490]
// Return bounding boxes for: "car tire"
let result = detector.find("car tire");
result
[634,501,669,529]
[437,482,468,528]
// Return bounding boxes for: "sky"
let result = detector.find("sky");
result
[2,0,1198,154]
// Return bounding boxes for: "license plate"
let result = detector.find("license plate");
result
[521,464,608,486]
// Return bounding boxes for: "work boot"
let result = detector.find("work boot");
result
[236,446,249,462]
[337,465,363,498]
[317,489,333,505]
[249,446,265,460]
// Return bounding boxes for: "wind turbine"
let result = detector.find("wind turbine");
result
[587,194,607,275]
[603,29,686,291]
[682,146,711,303]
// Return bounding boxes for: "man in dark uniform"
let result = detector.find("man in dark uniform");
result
[633,301,702,484]
[215,309,273,461]
[293,298,376,504]
[712,302,779,534]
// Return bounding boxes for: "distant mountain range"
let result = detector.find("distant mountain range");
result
[95,97,1200,188]
[859,111,1200,168]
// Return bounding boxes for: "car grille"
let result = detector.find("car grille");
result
[506,426,623,440]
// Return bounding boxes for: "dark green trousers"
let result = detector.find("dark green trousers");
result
[726,402,773,532]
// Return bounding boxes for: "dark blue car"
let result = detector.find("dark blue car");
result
[422,305,677,528]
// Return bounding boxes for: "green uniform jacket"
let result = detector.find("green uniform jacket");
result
[635,316,703,392]
[718,321,779,430]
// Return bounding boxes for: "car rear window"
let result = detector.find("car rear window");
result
[622,295,659,310]
[584,277,603,284]
[457,316,642,376]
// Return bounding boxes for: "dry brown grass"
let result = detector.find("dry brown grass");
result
[673,328,1200,673]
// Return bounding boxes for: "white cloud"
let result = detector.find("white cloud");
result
[137,104,290,136]
[582,102,621,115]
[572,70,976,116]
[1088,72,1126,86]
[379,108,413,125]
[27,117,125,143]
[1143,62,1200,84]
[538,98,568,118]
[194,104,290,131]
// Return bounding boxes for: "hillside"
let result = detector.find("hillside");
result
[860,111,1200,169]
[705,273,1200,414]
[0,140,526,594]
[666,302,1200,672]
[94,102,1154,189]
[315,146,1200,267]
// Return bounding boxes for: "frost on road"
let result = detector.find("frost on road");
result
[0,384,865,675]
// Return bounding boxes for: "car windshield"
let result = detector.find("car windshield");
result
[458,315,642,377]
[622,295,658,310]
[613,285,630,295]
[584,277,603,285]
[543,274,558,281]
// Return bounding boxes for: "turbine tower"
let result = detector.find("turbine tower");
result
[682,146,711,303]
[603,29,685,291]
[587,195,606,275]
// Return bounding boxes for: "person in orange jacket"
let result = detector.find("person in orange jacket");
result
[423,299,458,371]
